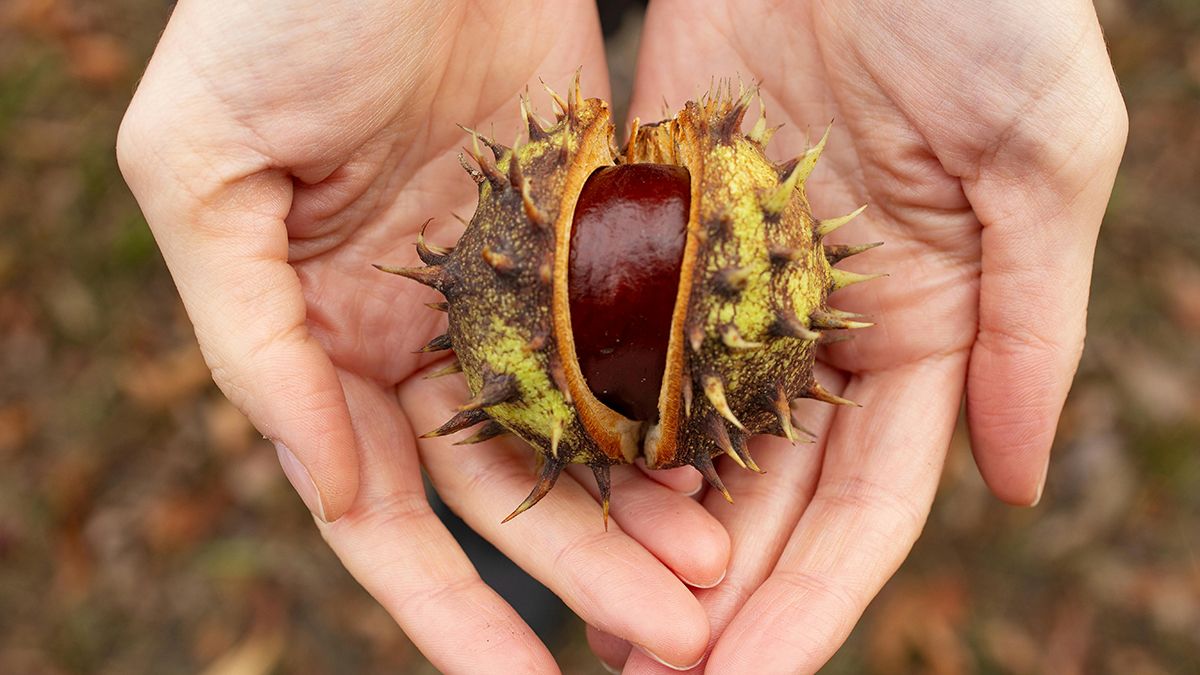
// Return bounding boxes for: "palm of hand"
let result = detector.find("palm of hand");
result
[272,11,603,386]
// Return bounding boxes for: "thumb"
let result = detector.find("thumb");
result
[963,35,1127,506]
[117,116,359,522]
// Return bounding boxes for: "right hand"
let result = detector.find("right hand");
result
[594,0,1126,672]
[118,1,730,671]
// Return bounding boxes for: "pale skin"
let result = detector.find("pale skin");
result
[117,0,1126,673]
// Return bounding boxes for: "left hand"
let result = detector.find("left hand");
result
[591,0,1127,672]
[117,2,726,670]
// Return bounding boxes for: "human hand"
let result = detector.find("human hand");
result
[117,1,729,671]
[590,0,1127,672]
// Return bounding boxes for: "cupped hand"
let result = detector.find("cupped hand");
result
[117,1,729,671]
[592,0,1127,672]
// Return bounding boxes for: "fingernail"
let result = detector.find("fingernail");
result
[599,659,621,674]
[681,567,727,590]
[275,441,327,522]
[635,645,704,672]
[1029,454,1051,507]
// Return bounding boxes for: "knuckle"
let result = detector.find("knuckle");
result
[358,491,433,533]
[814,474,927,537]
[551,531,625,617]
[771,569,856,615]
[551,529,610,579]
[450,450,531,512]
[115,102,155,187]
[1099,94,1130,161]
[980,319,1084,374]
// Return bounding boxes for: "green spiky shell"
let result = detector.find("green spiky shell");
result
[382,78,881,523]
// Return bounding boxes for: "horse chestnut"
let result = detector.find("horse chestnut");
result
[379,76,882,524]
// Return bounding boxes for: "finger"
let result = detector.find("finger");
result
[619,370,843,675]
[706,355,967,674]
[318,371,555,673]
[967,225,1091,506]
[638,462,704,495]
[117,122,358,521]
[565,463,729,588]
[587,625,632,674]
[883,1,1128,506]
[965,77,1127,506]
[402,374,711,670]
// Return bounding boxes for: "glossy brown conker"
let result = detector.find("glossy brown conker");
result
[567,164,690,422]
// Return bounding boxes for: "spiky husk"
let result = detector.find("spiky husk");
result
[381,76,881,522]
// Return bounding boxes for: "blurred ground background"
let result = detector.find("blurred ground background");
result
[1,0,1197,673]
